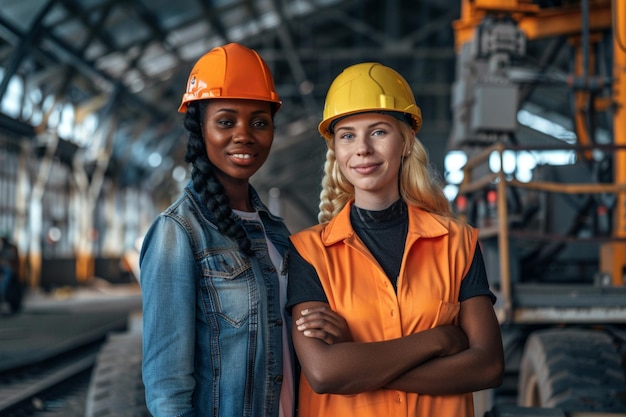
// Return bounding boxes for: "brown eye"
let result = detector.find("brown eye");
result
[252,119,269,128]
[217,119,234,127]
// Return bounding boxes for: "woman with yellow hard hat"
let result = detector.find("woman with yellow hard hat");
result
[140,43,331,417]
[287,62,504,417]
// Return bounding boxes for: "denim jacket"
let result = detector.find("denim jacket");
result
[140,182,293,417]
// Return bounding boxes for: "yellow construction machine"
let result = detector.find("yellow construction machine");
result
[448,0,626,415]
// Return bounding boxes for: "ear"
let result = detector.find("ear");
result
[403,142,412,157]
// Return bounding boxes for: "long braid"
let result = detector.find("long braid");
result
[183,102,253,255]
[318,147,352,223]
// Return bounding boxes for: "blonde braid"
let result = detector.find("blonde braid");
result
[318,147,353,223]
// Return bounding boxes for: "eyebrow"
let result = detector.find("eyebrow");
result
[214,108,270,116]
[335,120,393,132]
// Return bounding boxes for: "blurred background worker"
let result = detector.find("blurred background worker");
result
[0,233,22,314]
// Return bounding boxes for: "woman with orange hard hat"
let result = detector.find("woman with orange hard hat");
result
[286,62,504,417]
[139,43,344,417]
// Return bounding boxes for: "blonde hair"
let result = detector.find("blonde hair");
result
[317,121,452,223]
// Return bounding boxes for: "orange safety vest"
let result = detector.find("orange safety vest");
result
[290,201,478,417]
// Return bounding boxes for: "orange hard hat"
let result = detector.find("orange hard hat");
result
[178,43,282,113]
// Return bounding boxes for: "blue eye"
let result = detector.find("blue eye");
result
[339,132,354,140]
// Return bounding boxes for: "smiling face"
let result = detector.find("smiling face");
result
[332,112,408,210]
[202,98,274,189]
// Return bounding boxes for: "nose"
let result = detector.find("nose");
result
[232,123,254,143]
[355,136,373,156]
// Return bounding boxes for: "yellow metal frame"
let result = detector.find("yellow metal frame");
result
[453,0,612,47]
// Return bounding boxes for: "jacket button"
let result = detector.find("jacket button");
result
[274,375,283,382]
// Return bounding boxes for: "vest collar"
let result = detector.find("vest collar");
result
[321,199,450,246]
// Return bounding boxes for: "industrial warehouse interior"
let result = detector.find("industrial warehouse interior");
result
[0,0,625,416]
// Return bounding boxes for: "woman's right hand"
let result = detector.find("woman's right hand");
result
[295,305,352,345]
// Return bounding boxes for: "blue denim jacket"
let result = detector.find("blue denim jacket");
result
[140,182,293,417]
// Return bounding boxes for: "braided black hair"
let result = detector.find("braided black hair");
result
[183,101,253,255]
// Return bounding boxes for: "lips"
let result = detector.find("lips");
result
[228,148,257,159]
[228,151,258,166]
[352,162,380,174]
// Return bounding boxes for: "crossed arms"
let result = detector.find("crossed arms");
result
[291,295,504,395]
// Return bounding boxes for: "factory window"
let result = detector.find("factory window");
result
[0,71,23,118]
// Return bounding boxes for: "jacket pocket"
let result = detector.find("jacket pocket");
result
[199,249,254,326]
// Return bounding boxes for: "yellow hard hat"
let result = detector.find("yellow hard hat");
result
[318,62,422,140]
[178,43,281,113]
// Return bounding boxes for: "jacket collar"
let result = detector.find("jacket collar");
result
[183,180,283,224]
[321,199,449,246]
